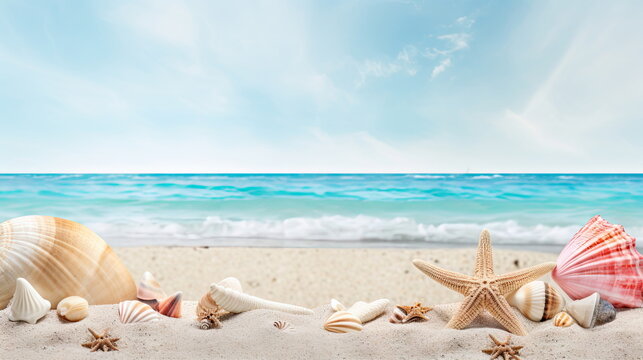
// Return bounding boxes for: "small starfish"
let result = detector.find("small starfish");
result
[481,334,524,360]
[397,303,433,323]
[81,328,119,352]
[413,229,555,335]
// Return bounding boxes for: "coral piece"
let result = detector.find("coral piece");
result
[481,334,523,360]
[57,296,89,322]
[323,310,363,333]
[118,300,160,323]
[552,215,643,307]
[157,291,182,318]
[396,302,433,323]
[553,311,575,327]
[413,229,556,335]
[81,328,120,352]
[506,281,565,322]
[0,215,136,309]
[8,278,51,324]
[209,283,313,315]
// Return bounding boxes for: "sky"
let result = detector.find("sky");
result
[0,0,642,173]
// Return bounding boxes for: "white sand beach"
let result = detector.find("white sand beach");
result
[1,247,642,359]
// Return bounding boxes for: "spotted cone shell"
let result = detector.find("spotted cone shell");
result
[0,216,137,309]
[552,216,643,308]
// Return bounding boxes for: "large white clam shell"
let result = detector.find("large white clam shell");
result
[0,215,137,309]
[8,278,51,324]
[506,281,565,322]
[209,283,313,315]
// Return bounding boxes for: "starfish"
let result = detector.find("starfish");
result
[481,334,524,360]
[397,302,433,323]
[197,306,228,329]
[412,229,555,335]
[81,328,120,352]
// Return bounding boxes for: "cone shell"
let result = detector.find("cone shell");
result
[566,292,617,328]
[323,310,363,333]
[137,272,167,303]
[506,281,565,322]
[0,215,137,309]
[347,299,390,324]
[8,278,51,324]
[209,283,313,315]
[553,311,575,327]
[118,300,160,323]
[389,307,406,324]
[158,291,182,318]
[552,216,643,308]
[56,296,89,322]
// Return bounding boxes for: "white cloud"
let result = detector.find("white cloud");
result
[431,58,451,78]
[456,16,475,28]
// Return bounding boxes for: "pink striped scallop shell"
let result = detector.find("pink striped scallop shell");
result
[552,216,643,308]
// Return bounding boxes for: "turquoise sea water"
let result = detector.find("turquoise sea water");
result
[0,174,641,250]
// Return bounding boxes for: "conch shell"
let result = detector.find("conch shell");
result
[552,216,643,308]
[506,281,565,322]
[209,283,313,315]
[0,215,137,309]
[8,278,51,324]
[57,296,89,322]
[565,292,616,328]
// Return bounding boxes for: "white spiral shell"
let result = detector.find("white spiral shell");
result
[347,299,390,324]
[209,283,313,315]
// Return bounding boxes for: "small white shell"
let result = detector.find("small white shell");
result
[323,311,363,333]
[347,299,390,324]
[8,278,51,324]
[330,298,345,311]
[209,283,313,315]
[118,300,160,323]
[388,307,406,324]
[553,311,575,327]
[56,296,89,322]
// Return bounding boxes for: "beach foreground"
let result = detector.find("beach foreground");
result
[1,301,641,359]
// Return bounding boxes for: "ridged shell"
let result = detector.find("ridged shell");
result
[347,299,390,324]
[388,307,406,324]
[565,292,616,328]
[209,283,313,315]
[118,300,160,323]
[0,216,137,309]
[323,310,363,333]
[137,272,166,303]
[553,311,575,327]
[273,320,292,331]
[552,216,643,308]
[506,281,565,322]
[56,296,89,322]
[158,291,182,318]
[217,277,243,293]
[8,278,51,324]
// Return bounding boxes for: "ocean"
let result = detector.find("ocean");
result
[0,174,641,251]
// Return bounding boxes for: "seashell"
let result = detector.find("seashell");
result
[506,281,565,322]
[137,271,167,307]
[347,299,390,324]
[330,298,346,311]
[273,320,293,331]
[552,216,643,308]
[323,310,363,333]
[118,300,160,323]
[553,311,575,327]
[157,291,182,318]
[57,296,89,322]
[217,277,243,293]
[8,278,51,324]
[199,319,213,329]
[209,283,313,315]
[389,307,406,324]
[196,293,222,317]
[0,215,137,309]
[565,292,616,328]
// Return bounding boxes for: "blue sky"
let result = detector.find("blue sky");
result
[1,0,642,172]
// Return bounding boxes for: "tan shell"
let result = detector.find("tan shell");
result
[553,311,575,327]
[0,216,137,309]
[57,296,89,322]
[323,310,363,333]
[506,281,565,322]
